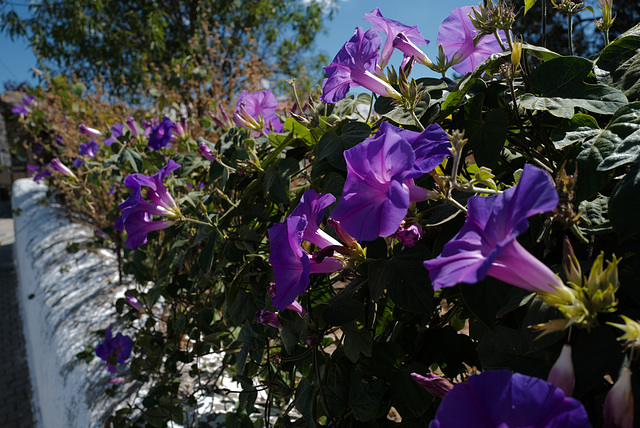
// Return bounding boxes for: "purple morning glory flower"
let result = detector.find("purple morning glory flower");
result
[105,124,126,146]
[33,169,51,182]
[126,117,139,136]
[396,224,422,247]
[411,372,453,398]
[115,160,182,249]
[79,139,99,158]
[331,122,449,241]
[26,165,39,176]
[125,294,143,311]
[147,116,174,150]
[321,27,401,104]
[95,326,133,374]
[424,164,563,293]
[430,370,591,428]
[79,124,102,138]
[12,104,30,116]
[72,158,85,168]
[255,309,283,329]
[50,158,77,179]
[22,95,35,106]
[199,141,216,162]
[437,6,507,75]
[268,190,344,310]
[233,90,284,136]
[363,7,429,68]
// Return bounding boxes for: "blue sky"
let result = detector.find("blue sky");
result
[0,0,473,89]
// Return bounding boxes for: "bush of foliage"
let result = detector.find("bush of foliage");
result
[10,1,640,426]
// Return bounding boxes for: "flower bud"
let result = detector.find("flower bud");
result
[198,141,216,163]
[604,367,633,428]
[411,372,454,398]
[548,344,575,396]
[125,294,143,311]
[563,236,582,285]
[79,124,102,138]
[50,158,78,181]
[255,309,282,329]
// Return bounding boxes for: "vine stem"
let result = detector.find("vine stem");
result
[568,13,575,56]
[411,109,425,131]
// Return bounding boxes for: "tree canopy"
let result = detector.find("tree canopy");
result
[0,0,337,102]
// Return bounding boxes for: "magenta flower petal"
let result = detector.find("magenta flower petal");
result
[95,326,133,374]
[269,216,311,310]
[79,139,99,158]
[437,6,506,75]
[148,116,174,150]
[105,124,126,146]
[322,27,400,103]
[424,164,561,292]
[429,370,591,428]
[291,189,340,249]
[363,7,428,68]
[233,89,284,135]
[12,104,30,116]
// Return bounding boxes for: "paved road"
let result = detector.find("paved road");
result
[0,198,36,427]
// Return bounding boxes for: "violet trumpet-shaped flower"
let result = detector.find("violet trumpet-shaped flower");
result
[147,116,174,150]
[125,294,143,311]
[50,158,78,180]
[79,139,99,158]
[95,326,133,374]
[396,224,422,247]
[437,6,507,75]
[321,27,402,104]
[548,344,576,396]
[267,283,307,317]
[22,95,35,106]
[233,90,284,136]
[268,190,344,310]
[331,122,449,241]
[11,104,30,117]
[255,309,283,329]
[126,117,140,136]
[411,372,454,398]
[604,367,634,428]
[429,370,591,427]
[393,33,433,68]
[105,124,126,146]
[424,164,563,293]
[79,124,102,138]
[198,141,216,162]
[115,160,181,249]
[363,7,429,69]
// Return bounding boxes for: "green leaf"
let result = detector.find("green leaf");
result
[348,372,384,421]
[280,311,308,354]
[263,166,290,204]
[342,322,372,363]
[519,56,628,118]
[458,93,508,167]
[596,102,640,170]
[578,195,612,235]
[551,114,600,150]
[374,96,430,126]
[197,227,220,274]
[596,36,640,72]
[609,164,640,240]
[321,279,365,326]
[119,148,143,172]
[237,320,266,376]
[294,378,317,428]
[315,122,371,170]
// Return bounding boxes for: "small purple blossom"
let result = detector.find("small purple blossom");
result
[199,141,216,162]
[411,372,453,398]
[95,326,133,374]
[72,158,85,168]
[55,135,64,145]
[604,367,634,428]
[79,124,103,138]
[12,104,30,117]
[331,122,449,241]
[233,90,284,136]
[363,7,429,68]
[437,6,507,75]
[50,158,78,179]
[125,294,143,311]
[147,116,174,150]
[548,344,575,397]
[126,117,139,136]
[22,95,36,106]
[396,224,422,247]
[424,164,562,293]
[33,169,51,182]
[34,143,42,155]
[115,160,181,249]
[26,165,39,176]
[269,191,344,310]
[321,27,401,104]
[105,124,126,146]
[429,370,591,427]
[255,309,283,329]
[79,139,99,158]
